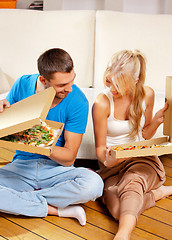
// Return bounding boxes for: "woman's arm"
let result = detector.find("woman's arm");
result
[92,93,109,164]
[92,94,126,167]
[142,86,168,139]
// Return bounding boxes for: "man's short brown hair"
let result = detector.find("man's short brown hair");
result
[37,48,74,81]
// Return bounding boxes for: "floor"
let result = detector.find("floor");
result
[0,148,171,240]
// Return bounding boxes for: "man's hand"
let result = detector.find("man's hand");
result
[0,99,10,113]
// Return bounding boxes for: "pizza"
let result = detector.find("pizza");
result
[112,144,166,152]
[0,121,58,148]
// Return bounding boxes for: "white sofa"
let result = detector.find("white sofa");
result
[0,9,172,159]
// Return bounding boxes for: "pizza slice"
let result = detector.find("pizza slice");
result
[112,144,166,152]
[0,121,59,148]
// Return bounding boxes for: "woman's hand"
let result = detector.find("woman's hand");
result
[154,101,168,124]
[104,147,128,168]
[143,100,169,139]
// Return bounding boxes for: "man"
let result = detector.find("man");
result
[0,48,103,226]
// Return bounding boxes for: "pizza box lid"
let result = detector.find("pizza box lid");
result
[0,87,56,138]
[163,76,172,142]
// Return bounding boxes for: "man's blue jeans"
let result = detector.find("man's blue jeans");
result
[0,158,103,217]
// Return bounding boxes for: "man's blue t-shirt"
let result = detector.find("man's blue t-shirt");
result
[6,74,89,161]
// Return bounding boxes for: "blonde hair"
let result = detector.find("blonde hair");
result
[103,49,146,139]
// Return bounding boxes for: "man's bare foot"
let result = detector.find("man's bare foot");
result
[152,185,172,201]
[48,204,58,215]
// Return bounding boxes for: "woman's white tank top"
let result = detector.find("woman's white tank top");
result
[103,89,145,147]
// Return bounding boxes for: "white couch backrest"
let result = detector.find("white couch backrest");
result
[94,11,172,92]
[0,9,95,88]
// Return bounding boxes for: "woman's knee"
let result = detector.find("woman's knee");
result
[109,205,120,220]
[105,194,120,220]
[118,171,145,197]
[103,186,120,220]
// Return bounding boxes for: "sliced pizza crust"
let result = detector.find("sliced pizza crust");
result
[112,142,171,152]
[0,121,60,148]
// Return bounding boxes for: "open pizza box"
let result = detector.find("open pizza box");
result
[0,87,64,156]
[111,76,172,159]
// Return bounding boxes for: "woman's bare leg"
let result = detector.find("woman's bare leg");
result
[113,185,172,240]
[113,214,136,240]
[152,185,172,201]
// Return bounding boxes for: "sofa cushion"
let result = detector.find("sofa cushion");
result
[77,88,101,159]
[94,11,172,92]
[0,9,95,88]
[0,68,10,94]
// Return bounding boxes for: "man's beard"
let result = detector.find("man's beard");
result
[55,91,69,99]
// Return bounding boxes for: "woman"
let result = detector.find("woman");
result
[92,49,172,240]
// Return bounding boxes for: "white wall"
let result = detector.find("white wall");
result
[43,0,123,11]
[17,0,33,9]
[17,0,172,13]
[44,0,104,11]
[104,0,123,11]
[123,0,167,14]
[43,0,61,11]
[43,0,172,13]
[62,0,104,10]
[165,0,172,13]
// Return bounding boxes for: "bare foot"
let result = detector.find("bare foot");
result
[152,185,172,201]
[48,205,59,215]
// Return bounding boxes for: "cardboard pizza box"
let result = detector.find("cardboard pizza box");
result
[111,136,172,159]
[0,87,64,155]
[111,76,172,159]
[163,76,172,141]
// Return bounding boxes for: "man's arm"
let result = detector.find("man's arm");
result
[50,130,83,166]
[50,87,89,167]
